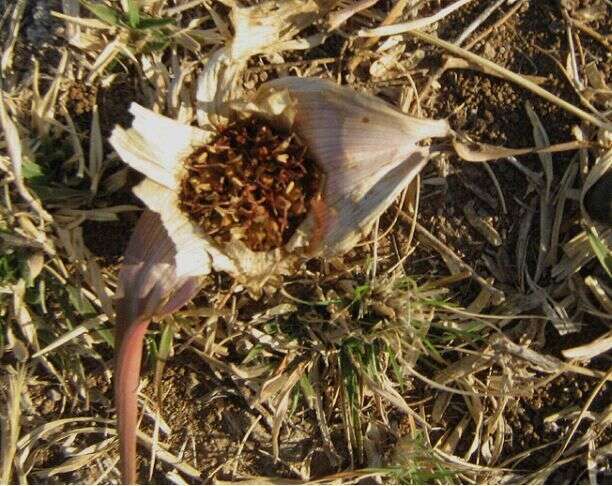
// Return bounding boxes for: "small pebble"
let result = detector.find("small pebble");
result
[46,388,62,402]
[40,399,55,415]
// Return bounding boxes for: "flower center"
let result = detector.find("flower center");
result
[178,117,322,252]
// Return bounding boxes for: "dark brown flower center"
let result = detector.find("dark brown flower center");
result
[178,117,322,252]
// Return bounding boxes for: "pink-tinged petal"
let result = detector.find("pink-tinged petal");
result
[115,210,203,324]
[157,278,202,317]
[262,77,449,196]
[314,147,432,253]
[131,180,227,280]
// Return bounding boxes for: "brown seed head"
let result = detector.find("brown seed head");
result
[179,117,321,252]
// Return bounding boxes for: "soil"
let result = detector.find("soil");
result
[417,0,582,291]
[505,373,610,464]
[389,371,611,484]
[65,77,143,264]
[81,212,141,264]
[136,357,296,484]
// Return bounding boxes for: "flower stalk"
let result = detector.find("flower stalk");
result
[114,318,149,484]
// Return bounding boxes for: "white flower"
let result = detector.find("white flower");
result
[110,78,449,300]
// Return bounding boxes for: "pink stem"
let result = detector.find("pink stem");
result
[115,319,150,484]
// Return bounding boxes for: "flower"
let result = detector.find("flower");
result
[111,78,450,284]
[107,2,450,483]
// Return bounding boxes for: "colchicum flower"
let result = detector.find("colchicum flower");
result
[108,2,450,483]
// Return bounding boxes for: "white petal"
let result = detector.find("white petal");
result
[196,47,244,127]
[133,178,236,277]
[254,77,451,255]
[134,179,291,291]
[109,103,213,189]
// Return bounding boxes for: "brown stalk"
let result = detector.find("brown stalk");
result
[115,318,150,484]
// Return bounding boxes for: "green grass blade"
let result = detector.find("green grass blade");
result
[154,319,174,398]
[587,228,612,278]
[137,17,174,29]
[126,0,140,28]
[81,0,123,27]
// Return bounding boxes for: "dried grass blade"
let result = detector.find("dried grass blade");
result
[453,0,505,45]
[549,160,578,264]
[525,102,553,282]
[581,150,612,224]
[328,0,379,30]
[567,15,612,52]
[16,417,112,452]
[271,388,291,461]
[309,360,339,466]
[584,275,612,315]
[542,369,612,473]
[154,319,174,399]
[89,105,104,194]
[354,360,429,429]
[349,0,409,71]
[453,138,589,162]
[61,0,81,41]
[562,331,612,360]
[62,105,87,179]
[0,90,52,222]
[400,210,504,303]
[136,431,201,480]
[553,229,612,281]
[1,365,27,484]
[36,441,112,478]
[0,0,26,75]
[445,56,548,84]
[433,353,493,386]
[147,409,160,482]
[439,413,470,453]
[87,38,122,83]
[358,0,474,37]
[432,391,452,424]
[32,50,68,136]
[494,337,562,373]
[32,316,108,358]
